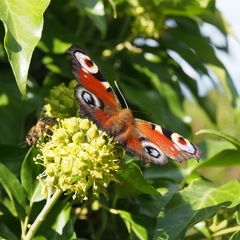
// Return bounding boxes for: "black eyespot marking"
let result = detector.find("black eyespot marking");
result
[81,91,96,108]
[151,123,156,130]
[144,146,161,158]
[162,127,173,140]
[106,87,113,92]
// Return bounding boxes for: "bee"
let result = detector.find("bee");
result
[26,117,57,145]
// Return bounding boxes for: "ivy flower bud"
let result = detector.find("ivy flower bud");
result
[35,117,124,200]
[44,80,78,118]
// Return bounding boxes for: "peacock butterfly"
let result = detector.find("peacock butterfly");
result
[67,45,201,165]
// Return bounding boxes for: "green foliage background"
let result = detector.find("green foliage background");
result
[0,0,240,239]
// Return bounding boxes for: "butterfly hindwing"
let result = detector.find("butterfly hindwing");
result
[133,119,201,163]
[124,134,168,165]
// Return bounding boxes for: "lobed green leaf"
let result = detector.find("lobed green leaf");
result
[153,180,240,239]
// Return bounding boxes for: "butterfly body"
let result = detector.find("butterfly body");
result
[68,45,201,165]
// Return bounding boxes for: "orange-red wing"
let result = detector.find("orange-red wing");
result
[68,45,201,166]
[68,45,121,111]
[135,119,201,162]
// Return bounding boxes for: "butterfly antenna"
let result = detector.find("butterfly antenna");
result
[114,81,129,109]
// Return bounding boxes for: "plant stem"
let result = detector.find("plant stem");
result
[24,188,62,240]
[21,201,33,239]
[212,226,240,237]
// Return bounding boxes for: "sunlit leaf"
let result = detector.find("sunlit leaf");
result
[153,180,240,240]
[209,65,238,106]
[36,201,76,239]
[116,210,148,240]
[0,0,50,95]
[197,129,240,147]
[192,139,239,169]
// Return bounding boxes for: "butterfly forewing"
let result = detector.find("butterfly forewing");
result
[68,45,122,110]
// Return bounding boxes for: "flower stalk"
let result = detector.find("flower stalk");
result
[24,188,63,240]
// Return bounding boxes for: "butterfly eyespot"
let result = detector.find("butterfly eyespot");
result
[171,133,195,154]
[74,51,98,74]
[144,146,161,158]
[75,86,103,109]
[141,139,167,164]
[82,91,95,107]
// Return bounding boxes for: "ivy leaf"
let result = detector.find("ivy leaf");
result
[230,231,240,240]
[194,129,240,169]
[116,163,159,198]
[0,163,26,220]
[153,180,240,240]
[0,0,50,95]
[21,147,43,201]
[115,210,148,240]
[0,222,18,240]
[197,129,240,148]
[192,139,240,169]
[36,202,76,239]
[74,0,106,36]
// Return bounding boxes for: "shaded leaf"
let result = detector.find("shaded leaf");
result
[0,222,18,240]
[21,147,41,200]
[0,144,28,173]
[144,163,184,183]
[134,64,185,119]
[74,0,106,36]
[0,163,26,220]
[116,163,159,198]
[0,64,42,145]
[230,231,240,240]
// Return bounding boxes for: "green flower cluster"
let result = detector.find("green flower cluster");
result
[35,81,124,200]
[44,80,78,119]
